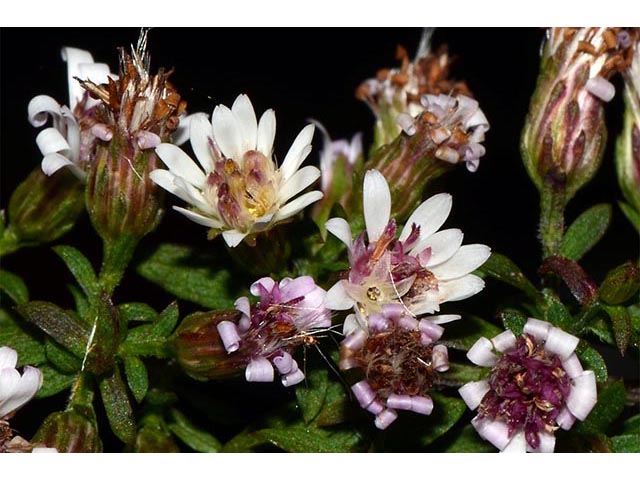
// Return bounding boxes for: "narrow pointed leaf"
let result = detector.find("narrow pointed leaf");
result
[0,270,29,304]
[476,252,541,301]
[35,364,77,399]
[168,409,221,453]
[53,245,99,299]
[295,368,328,424]
[575,342,608,383]
[99,365,136,444]
[123,356,149,403]
[0,308,45,366]
[560,204,611,261]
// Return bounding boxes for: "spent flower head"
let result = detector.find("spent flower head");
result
[216,276,331,386]
[324,169,490,336]
[459,318,597,453]
[151,94,323,247]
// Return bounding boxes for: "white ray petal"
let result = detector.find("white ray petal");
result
[363,169,391,242]
[325,217,353,248]
[491,330,517,353]
[279,124,315,182]
[467,337,498,367]
[428,314,461,324]
[278,166,321,204]
[566,371,597,421]
[0,366,42,418]
[256,109,276,157]
[28,95,62,127]
[523,318,551,342]
[472,417,510,451]
[189,113,216,173]
[222,230,249,248]
[411,229,463,265]
[430,244,491,280]
[439,274,485,302]
[544,327,579,360]
[561,353,584,379]
[0,347,18,368]
[529,431,556,453]
[173,206,223,229]
[458,380,490,410]
[35,127,71,156]
[155,144,206,188]
[400,193,452,242]
[272,191,323,222]
[245,357,274,382]
[343,313,367,337]
[324,281,355,310]
[556,407,576,430]
[502,431,527,453]
[61,47,94,109]
[231,94,258,152]
[41,153,83,178]
[212,104,243,162]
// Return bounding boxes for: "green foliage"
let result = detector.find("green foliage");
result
[560,204,611,261]
[445,424,495,452]
[0,308,45,366]
[99,366,136,444]
[603,305,632,355]
[0,270,29,304]
[476,252,541,301]
[499,308,529,335]
[53,245,99,299]
[124,356,149,403]
[167,409,222,453]
[610,435,640,453]
[35,364,77,399]
[577,380,626,436]
[599,261,640,305]
[136,243,240,309]
[295,368,329,424]
[575,342,608,383]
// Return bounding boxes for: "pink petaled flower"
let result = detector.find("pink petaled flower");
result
[339,304,449,430]
[459,318,597,453]
[216,276,331,386]
[314,121,363,194]
[324,169,490,337]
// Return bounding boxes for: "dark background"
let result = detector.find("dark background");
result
[1,28,638,449]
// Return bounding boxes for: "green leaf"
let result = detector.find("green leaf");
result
[575,342,608,383]
[499,308,529,335]
[168,409,221,453]
[622,414,640,435]
[603,305,632,354]
[611,435,640,452]
[587,315,616,346]
[99,365,136,444]
[67,285,90,322]
[136,243,239,309]
[599,261,640,305]
[45,339,81,373]
[443,363,487,385]
[416,393,467,447]
[296,368,329,424]
[53,245,99,299]
[118,302,157,324]
[0,308,45,366]
[0,270,29,304]
[253,424,364,453]
[443,315,502,351]
[123,356,148,403]
[475,252,541,300]
[560,204,611,261]
[543,295,573,332]
[151,302,179,339]
[619,201,640,233]
[445,424,495,452]
[35,364,77,399]
[17,301,89,357]
[315,377,351,427]
[577,380,625,435]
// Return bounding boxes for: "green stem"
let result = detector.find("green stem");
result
[539,186,566,259]
[68,372,94,410]
[98,234,138,295]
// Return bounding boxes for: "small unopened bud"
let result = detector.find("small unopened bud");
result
[3,167,84,254]
[31,409,102,453]
[616,37,640,228]
[132,415,180,453]
[521,27,638,202]
[173,310,246,381]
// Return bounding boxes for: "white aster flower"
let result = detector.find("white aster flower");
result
[459,318,597,453]
[324,169,490,336]
[28,47,114,180]
[0,346,43,419]
[151,93,323,247]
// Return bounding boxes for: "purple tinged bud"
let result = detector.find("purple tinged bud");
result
[341,330,367,351]
[91,123,113,141]
[432,344,449,372]
[585,76,616,102]
[136,130,162,150]
[273,352,295,374]
[418,319,444,342]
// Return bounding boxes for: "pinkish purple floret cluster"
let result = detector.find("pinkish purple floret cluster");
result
[478,334,572,450]
[217,276,330,386]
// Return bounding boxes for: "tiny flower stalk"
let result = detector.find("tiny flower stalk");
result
[616,36,640,231]
[80,31,186,291]
[521,28,637,256]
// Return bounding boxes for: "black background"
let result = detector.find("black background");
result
[1,28,638,449]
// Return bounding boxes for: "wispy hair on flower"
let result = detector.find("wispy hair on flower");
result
[150,94,323,247]
[459,318,597,453]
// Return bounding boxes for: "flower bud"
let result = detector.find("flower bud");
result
[31,409,102,453]
[173,310,246,381]
[82,30,185,241]
[3,167,83,254]
[522,28,637,202]
[132,415,180,453]
[616,37,640,227]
